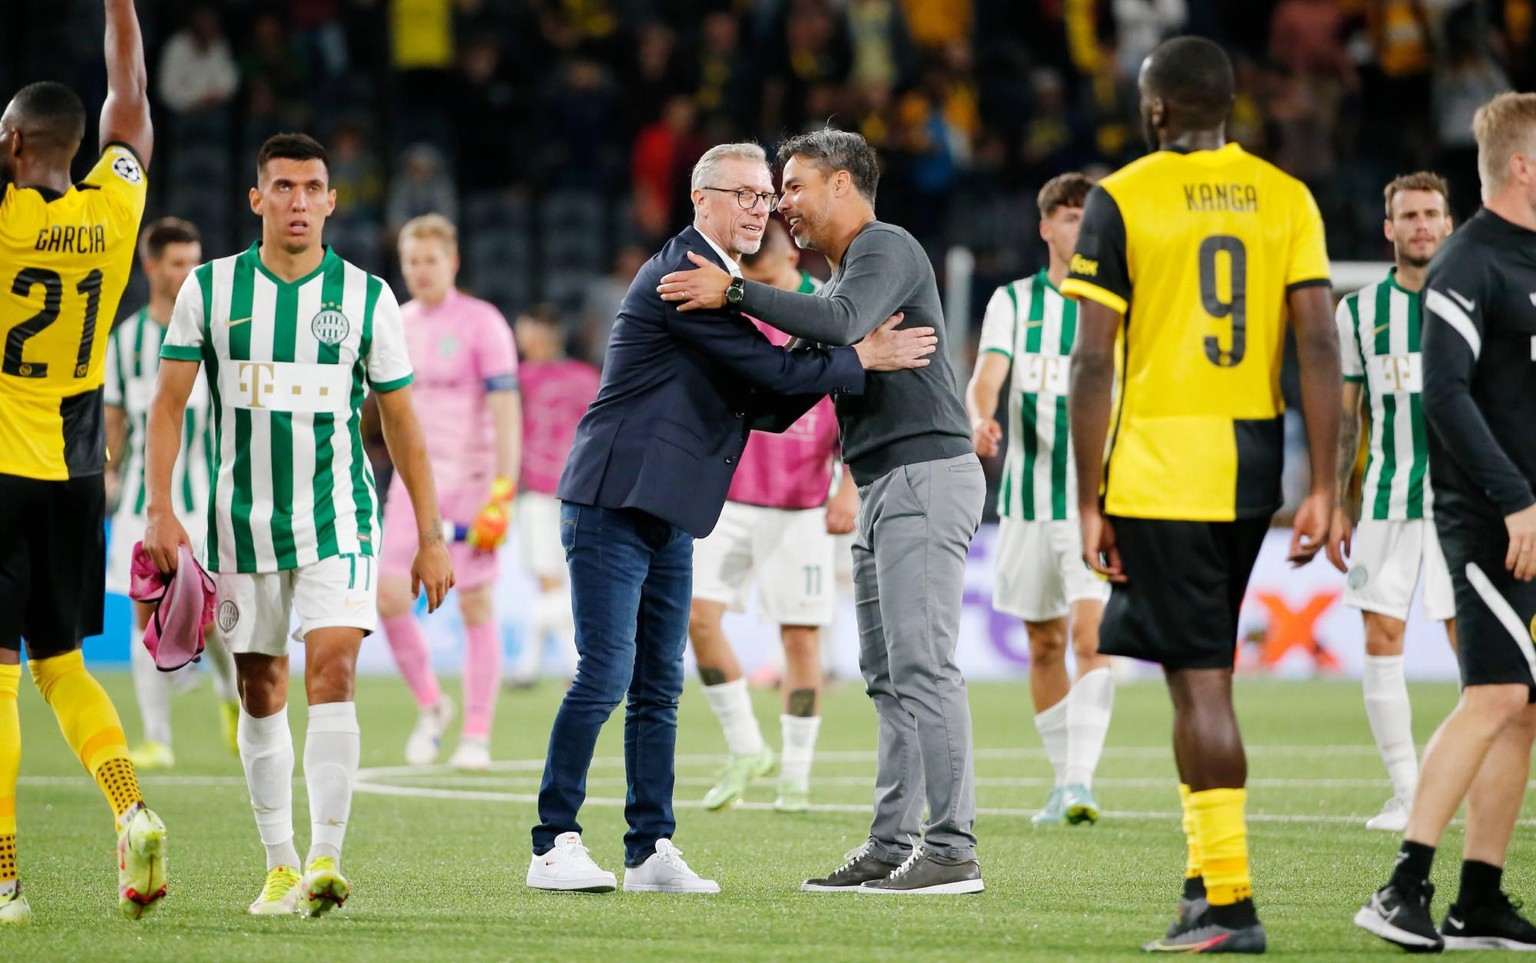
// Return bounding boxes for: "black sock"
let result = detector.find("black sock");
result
[1391,840,1436,891]
[1458,860,1504,908]
[1183,875,1206,901]
[1207,897,1259,929]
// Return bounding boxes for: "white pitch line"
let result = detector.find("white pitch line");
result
[349,780,1536,828]
[363,773,1402,791]
[355,743,1376,781]
[20,774,249,787]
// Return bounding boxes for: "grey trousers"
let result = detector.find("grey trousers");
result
[852,452,984,861]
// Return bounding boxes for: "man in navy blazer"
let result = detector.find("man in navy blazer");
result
[527,143,937,894]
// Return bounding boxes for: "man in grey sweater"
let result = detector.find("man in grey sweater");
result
[659,129,985,895]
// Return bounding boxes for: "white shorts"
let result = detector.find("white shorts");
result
[213,554,379,657]
[692,501,834,627]
[993,517,1111,622]
[105,510,208,595]
[517,492,566,579]
[1344,519,1455,623]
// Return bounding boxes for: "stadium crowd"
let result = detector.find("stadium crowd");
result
[3,0,1532,364]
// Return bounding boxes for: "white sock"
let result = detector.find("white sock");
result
[237,706,300,870]
[1064,667,1115,788]
[702,678,764,756]
[305,701,360,865]
[779,714,821,790]
[1034,698,1069,788]
[130,632,175,746]
[1363,654,1418,801]
[202,632,238,703]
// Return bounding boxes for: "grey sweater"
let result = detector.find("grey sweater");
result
[741,221,973,484]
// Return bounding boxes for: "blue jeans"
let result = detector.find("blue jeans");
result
[531,502,694,866]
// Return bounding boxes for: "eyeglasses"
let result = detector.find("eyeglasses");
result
[701,186,779,212]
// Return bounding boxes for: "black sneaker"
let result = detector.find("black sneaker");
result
[1167,894,1211,939]
[1142,919,1267,954]
[858,846,984,895]
[1442,892,1536,950]
[1354,880,1444,952]
[800,842,903,893]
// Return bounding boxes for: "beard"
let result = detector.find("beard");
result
[1398,243,1435,269]
[734,230,763,257]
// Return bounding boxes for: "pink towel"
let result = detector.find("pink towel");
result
[129,542,215,671]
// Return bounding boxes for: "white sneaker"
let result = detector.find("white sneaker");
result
[622,839,720,894]
[1365,796,1410,832]
[526,832,617,892]
[448,737,491,771]
[404,696,454,766]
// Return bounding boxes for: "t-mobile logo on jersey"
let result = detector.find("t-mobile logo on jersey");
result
[231,361,349,413]
[238,362,276,408]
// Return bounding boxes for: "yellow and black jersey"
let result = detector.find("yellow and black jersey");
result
[0,144,147,480]
[1061,142,1330,522]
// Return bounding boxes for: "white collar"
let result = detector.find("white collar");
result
[696,228,743,278]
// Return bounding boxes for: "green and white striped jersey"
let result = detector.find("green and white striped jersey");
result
[979,269,1078,521]
[103,307,213,520]
[160,244,413,573]
[1337,268,1432,520]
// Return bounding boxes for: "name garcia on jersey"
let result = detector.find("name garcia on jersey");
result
[34,223,108,254]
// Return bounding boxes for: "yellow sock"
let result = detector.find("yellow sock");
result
[0,663,19,883]
[1179,783,1202,880]
[28,651,142,826]
[1190,787,1251,906]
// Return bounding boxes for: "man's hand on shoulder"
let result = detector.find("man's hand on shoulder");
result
[854,313,935,371]
[657,252,732,311]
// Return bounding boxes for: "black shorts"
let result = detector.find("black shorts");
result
[1439,522,1536,692]
[1098,515,1270,670]
[0,472,106,655]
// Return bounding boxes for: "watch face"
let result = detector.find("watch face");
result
[727,281,744,304]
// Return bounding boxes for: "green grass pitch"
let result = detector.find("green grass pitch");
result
[4,672,1529,960]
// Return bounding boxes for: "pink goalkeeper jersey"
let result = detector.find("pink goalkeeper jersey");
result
[520,357,602,495]
[400,289,518,490]
[726,317,841,510]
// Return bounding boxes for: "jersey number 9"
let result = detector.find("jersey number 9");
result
[3,267,103,379]
[1198,235,1247,368]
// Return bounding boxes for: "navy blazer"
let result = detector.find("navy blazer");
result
[557,226,865,538]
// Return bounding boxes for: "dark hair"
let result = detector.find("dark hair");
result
[8,81,86,154]
[1037,173,1094,218]
[256,132,329,180]
[740,217,791,268]
[776,128,880,205]
[1142,36,1235,129]
[1383,171,1450,218]
[139,217,200,261]
[517,303,563,328]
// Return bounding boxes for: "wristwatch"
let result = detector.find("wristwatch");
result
[725,277,745,306]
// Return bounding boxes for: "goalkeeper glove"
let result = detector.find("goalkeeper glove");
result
[466,502,510,551]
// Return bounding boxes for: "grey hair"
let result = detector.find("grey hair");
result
[776,128,880,205]
[690,142,768,191]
